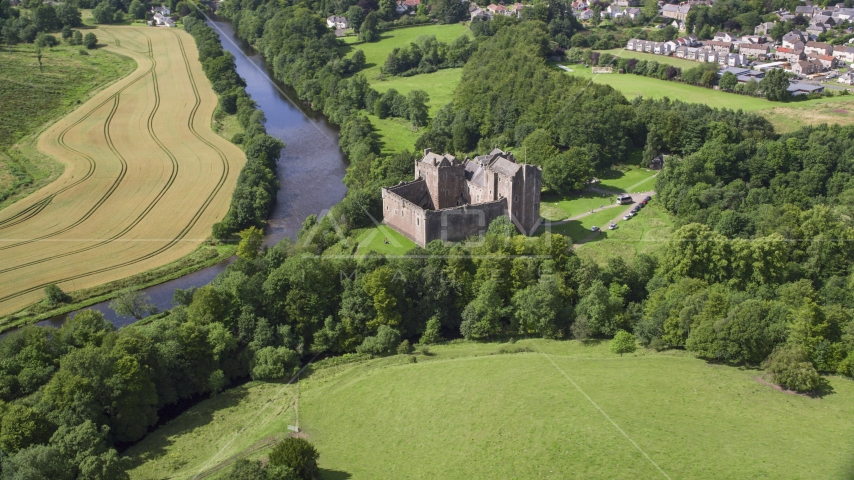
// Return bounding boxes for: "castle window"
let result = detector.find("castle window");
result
[386,205,389,211]
[514,195,519,202]
[394,209,398,215]
[417,218,420,226]
[477,195,480,202]
[402,209,405,217]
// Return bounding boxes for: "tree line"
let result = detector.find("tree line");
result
[381,34,474,77]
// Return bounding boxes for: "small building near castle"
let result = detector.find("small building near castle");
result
[381,148,542,247]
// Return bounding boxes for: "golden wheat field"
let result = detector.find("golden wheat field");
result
[0,26,246,316]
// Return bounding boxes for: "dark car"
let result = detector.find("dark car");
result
[645,196,652,202]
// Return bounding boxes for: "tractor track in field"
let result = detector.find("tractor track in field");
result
[0,39,156,235]
[0,32,186,275]
[0,28,232,306]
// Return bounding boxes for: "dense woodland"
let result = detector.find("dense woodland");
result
[1,0,854,477]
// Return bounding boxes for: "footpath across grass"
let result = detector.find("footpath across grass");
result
[577,200,675,263]
[123,339,854,479]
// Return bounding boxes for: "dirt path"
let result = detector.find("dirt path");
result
[545,189,655,248]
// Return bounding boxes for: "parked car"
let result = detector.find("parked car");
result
[608,223,617,230]
[591,225,600,232]
[644,196,652,203]
[623,214,632,221]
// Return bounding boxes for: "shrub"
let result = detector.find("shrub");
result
[419,316,443,344]
[44,284,70,305]
[610,330,637,356]
[763,346,821,393]
[356,325,401,355]
[250,346,299,381]
[268,437,320,480]
[396,339,412,355]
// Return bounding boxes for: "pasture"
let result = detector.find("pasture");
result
[123,339,854,479]
[562,63,854,131]
[595,47,701,70]
[344,24,470,152]
[0,26,246,317]
[575,201,675,262]
[0,43,135,208]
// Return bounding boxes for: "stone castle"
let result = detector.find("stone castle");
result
[381,148,542,247]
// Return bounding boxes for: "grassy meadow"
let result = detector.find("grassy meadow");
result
[0,42,136,208]
[0,27,246,317]
[353,224,416,256]
[344,24,471,153]
[123,339,854,479]
[595,47,701,70]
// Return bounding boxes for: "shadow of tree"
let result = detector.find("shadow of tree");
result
[321,468,353,479]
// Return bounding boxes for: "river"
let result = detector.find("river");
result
[34,18,348,330]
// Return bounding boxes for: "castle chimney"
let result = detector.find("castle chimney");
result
[424,148,432,156]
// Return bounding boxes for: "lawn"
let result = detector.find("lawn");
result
[539,191,621,221]
[343,23,471,81]
[539,208,622,243]
[598,167,659,193]
[0,42,136,208]
[122,339,854,479]
[353,224,416,256]
[562,64,854,131]
[576,200,675,263]
[343,25,471,153]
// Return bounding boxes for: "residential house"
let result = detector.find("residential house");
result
[654,42,672,54]
[811,14,836,25]
[627,7,642,19]
[727,53,749,66]
[698,48,718,63]
[806,24,827,36]
[703,40,733,53]
[795,5,816,17]
[787,82,824,95]
[626,39,640,51]
[470,7,491,20]
[838,72,854,84]
[739,43,770,57]
[833,7,854,20]
[661,4,691,20]
[775,46,806,62]
[832,45,854,62]
[782,30,806,48]
[675,45,688,58]
[804,41,833,56]
[713,32,735,42]
[326,15,349,29]
[606,5,625,17]
[613,0,639,6]
[577,9,594,20]
[396,0,420,14]
[571,0,589,10]
[151,5,170,15]
[808,52,838,68]
[506,3,528,16]
[672,20,685,29]
[487,4,508,15]
[665,39,679,51]
[740,35,766,44]
[755,21,776,35]
[684,46,701,60]
[791,59,824,75]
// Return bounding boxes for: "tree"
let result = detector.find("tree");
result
[345,6,365,33]
[642,0,659,21]
[406,89,430,127]
[237,226,264,260]
[129,0,147,19]
[268,437,320,480]
[543,147,593,194]
[45,284,70,305]
[55,3,82,27]
[355,325,401,355]
[763,345,821,393]
[0,404,54,454]
[760,68,791,102]
[91,3,116,24]
[358,12,380,42]
[61,24,72,40]
[379,0,396,20]
[109,287,157,319]
[521,128,557,166]
[719,71,738,91]
[419,316,443,344]
[72,29,83,46]
[250,347,299,381]
[610,330,637,356]
[83,32,97,49]
[33,4,59,32]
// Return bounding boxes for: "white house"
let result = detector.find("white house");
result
[832,46,854,63]
[326,15,349,29]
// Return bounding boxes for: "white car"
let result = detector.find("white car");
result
[591,226,600,232]
[623,214,632,221]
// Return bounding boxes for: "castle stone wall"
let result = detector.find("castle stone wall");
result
[423,200,507,245]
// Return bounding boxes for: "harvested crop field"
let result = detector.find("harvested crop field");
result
[0,26,246,316]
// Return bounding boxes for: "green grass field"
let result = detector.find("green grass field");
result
[344,24,471,81]
[0,42,135,208]
[344,25,470,153]
[123,339,854,479]
[595,47,701,70]
[539,191,620,221]
[353,224,416,256]
[540,208,621,243]
[598,167,658,193]
[576,201,675,263]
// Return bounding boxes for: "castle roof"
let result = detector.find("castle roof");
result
[421,151,458,166]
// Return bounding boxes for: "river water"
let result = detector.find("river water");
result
[33,19,348,330]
